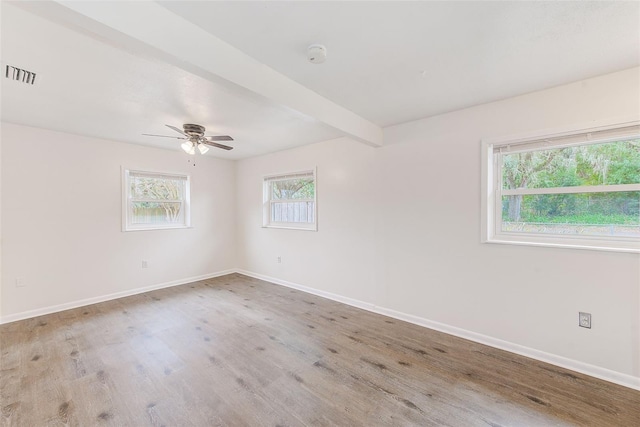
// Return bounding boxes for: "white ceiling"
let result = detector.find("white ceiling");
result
[0,3,343,159]
[160,1,640,127]
[1,1,639,159]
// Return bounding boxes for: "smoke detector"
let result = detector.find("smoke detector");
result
[307,44,327,64]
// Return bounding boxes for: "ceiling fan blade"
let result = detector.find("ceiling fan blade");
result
[166,124,188,136]
[142,133,187,140]
[202,140,233,150]
[205,135,234,141]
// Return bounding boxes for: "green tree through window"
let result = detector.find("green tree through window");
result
[501,139,639,236]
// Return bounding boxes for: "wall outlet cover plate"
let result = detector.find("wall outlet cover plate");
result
[579,312,591,329]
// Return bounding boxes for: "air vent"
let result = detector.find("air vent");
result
[5,65,36,85]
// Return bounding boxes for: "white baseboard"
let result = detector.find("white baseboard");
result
[0,269,236,325]
[236,269,640,392]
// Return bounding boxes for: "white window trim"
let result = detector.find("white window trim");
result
[481,118,640,253]
[122,167,191,232]
[262,168,317,231]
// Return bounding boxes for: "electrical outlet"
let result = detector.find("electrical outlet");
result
[277,256,282,264]
[579,312,591,329]
[142,260,148,269]
[15,277,25,287]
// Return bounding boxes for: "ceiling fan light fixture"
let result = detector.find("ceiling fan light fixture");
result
[181,140,195,155]
[197,143,210,154]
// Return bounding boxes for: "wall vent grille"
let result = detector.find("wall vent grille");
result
[5,65,36,85]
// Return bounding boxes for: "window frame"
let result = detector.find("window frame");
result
[122,168,191,232]
[262,168,317,231]
[481,119,640,253]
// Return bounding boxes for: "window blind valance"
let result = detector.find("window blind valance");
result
[264,171,314,182]
[128,170,188,181]
[494,124,640,154]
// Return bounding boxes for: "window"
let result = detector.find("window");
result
[263,169,317,230]
[123,169,190,231]
[482,122,640,252]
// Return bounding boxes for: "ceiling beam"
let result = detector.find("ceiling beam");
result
[50,0,383,147]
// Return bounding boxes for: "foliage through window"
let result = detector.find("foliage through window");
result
[263,170,316,230]
[483,123,640,252]
[123,169,190,231]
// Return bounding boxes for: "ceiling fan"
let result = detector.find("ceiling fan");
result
[143,124,234,154]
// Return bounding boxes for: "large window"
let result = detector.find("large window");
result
[123,169,190,231]
[482,122,639,252]
[263,169,317,230]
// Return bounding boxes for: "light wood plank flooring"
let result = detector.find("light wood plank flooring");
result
[1,273,639,426]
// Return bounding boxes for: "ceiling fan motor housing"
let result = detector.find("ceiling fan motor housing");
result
[183,123,206,137]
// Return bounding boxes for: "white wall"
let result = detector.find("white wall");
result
[236,137,381,304]
[236,67,640,382]
[1,123,236,319]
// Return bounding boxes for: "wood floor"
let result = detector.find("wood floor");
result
[1,273,639,426]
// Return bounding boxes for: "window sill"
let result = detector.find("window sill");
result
[486,235,639,254]
[262,224,317,232]
[123,225,193,232]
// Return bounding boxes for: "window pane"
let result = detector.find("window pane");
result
[130,176,184,200]
[502,139,640,190]
[271,201,315,223]
[131,201,184,225]
[502,191,640,238]
[271,178,315,200]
